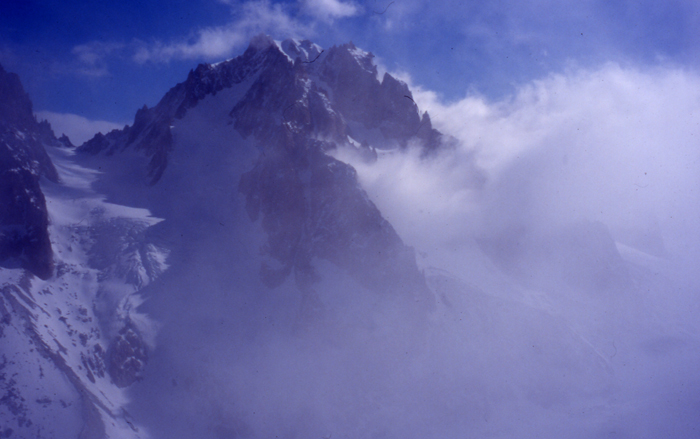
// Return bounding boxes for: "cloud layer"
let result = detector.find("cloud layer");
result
[342,64,700,273]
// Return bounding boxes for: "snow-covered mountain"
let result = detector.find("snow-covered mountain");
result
[2,35,698,439]
[2,34,445,439]
[79,34,439,315]
[1,62,167,438]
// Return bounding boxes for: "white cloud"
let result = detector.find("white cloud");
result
[301,0,360,22]
[36,111,125,145]
[341,64,700,269]
[134,1,311,63]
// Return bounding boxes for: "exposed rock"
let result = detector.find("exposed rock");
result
[0,64,58,181]
[0,63,59,279]
[57,134,74,148]
[317,42,443,151]
[107,323,148,388]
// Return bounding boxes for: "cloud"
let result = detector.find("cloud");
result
[134,1,311,63]
[301,0,360,22]
[35,111,126,145]
[71,41,125,77]
[340,64,700,271]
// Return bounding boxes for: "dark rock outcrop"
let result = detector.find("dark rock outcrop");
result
[107,323,148,388]
[0,63,59,279]
[317,42,443,151]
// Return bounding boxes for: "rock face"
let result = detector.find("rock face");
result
[107,322,148,388]
[317,42,441,150]
[0,63,59,279]
[80,34,440,309]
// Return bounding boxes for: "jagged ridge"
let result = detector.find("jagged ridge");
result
[0,63,60,279]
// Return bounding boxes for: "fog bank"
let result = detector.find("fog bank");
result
[330,64,700,437]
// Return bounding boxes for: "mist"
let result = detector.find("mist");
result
[327,63,700,438]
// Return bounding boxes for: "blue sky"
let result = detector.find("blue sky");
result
[1,0,699,142]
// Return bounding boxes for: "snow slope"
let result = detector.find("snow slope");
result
[1,145,167,438]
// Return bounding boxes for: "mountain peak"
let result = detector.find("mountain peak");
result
[75,34,439,309]
[80,34,444,184]
[247,32,278,52]
[0,63,34,127]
